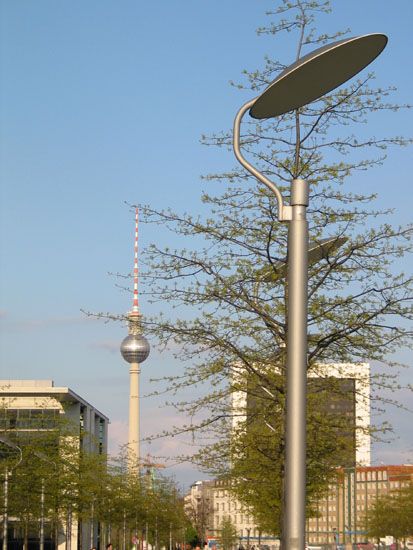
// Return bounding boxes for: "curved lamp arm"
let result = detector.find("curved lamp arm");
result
[233,99,292,222]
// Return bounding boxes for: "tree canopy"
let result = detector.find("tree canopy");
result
[219,516,239,550]
[366,484,413,543]
[0,415,188,548]
[129,0,412,536]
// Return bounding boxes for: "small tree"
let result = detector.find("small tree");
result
[185,491,213,544]
[219,516,238,550]
[0,413,109,548]
[366,485,413,547]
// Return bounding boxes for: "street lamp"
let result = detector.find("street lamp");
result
[233,33,387,550]
[33,450,58,550]
[0,436,23,550]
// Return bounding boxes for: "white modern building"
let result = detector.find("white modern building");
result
[0,379,109,549]
[185,363,372,547]
[231,362,371,466]
[309,362,371,466]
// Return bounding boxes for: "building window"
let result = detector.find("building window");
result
[0,408,59,430]
[98,418,105,453]
[80,405,85,432]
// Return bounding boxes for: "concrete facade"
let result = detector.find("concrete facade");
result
[186,466,413,550]
[0,379,109,549]
[306,465,413,547]
[184,480,280,549]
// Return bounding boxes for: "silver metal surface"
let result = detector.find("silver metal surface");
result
[120,334,150,364]
[3,469,8,550]
[257,236,348,283]
[250,34,387,119]
[284,178,309,550]
[233,100,291,222]
[40,478,45,550]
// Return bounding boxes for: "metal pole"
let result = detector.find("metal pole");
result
[155,517,158,550]
[40,478,45,550]
[123,509,127,550]
[169,522,172,550]
[2,468,8,550]
[90,499,95,549]
[67,506,72,550]
[146,522,149,550]
[347,470,352,546]
[283,178,308,550]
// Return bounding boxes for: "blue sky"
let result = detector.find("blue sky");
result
[1,0,412,485]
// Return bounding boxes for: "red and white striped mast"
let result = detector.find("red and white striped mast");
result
[120,208,150,470]
[131,208,140,319]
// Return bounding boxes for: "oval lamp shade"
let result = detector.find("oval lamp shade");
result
[249,33,388,119]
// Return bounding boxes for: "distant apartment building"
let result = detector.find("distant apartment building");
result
[306,464,413,547]
[184,479,280,549]
[185,480,214,542]
[186,465,413,549]
[0,379,109,549]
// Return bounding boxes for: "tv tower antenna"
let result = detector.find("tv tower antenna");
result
[120,207,150,469]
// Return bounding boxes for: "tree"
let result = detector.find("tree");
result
[1,423,188,549]
[131,0,412,535]
[0,412,109,548]
[185,486,213,544]
[219,516,238,550]
[366,485,413,546]
[89,449,188,549]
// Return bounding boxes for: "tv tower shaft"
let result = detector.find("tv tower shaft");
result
[120,208,150,469]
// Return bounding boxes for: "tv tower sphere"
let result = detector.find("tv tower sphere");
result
[120,333,150,364]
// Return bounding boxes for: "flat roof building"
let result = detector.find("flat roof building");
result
[306,464,413,547]
[184,479,280,550]
[232,362,371,467]
[0,379,109,549]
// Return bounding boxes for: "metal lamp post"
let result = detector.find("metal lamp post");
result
[232,34,387,550]
[0,436,23,550]
[33,450,58,550]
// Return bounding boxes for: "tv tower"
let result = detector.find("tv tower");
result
[120,208,150,468]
